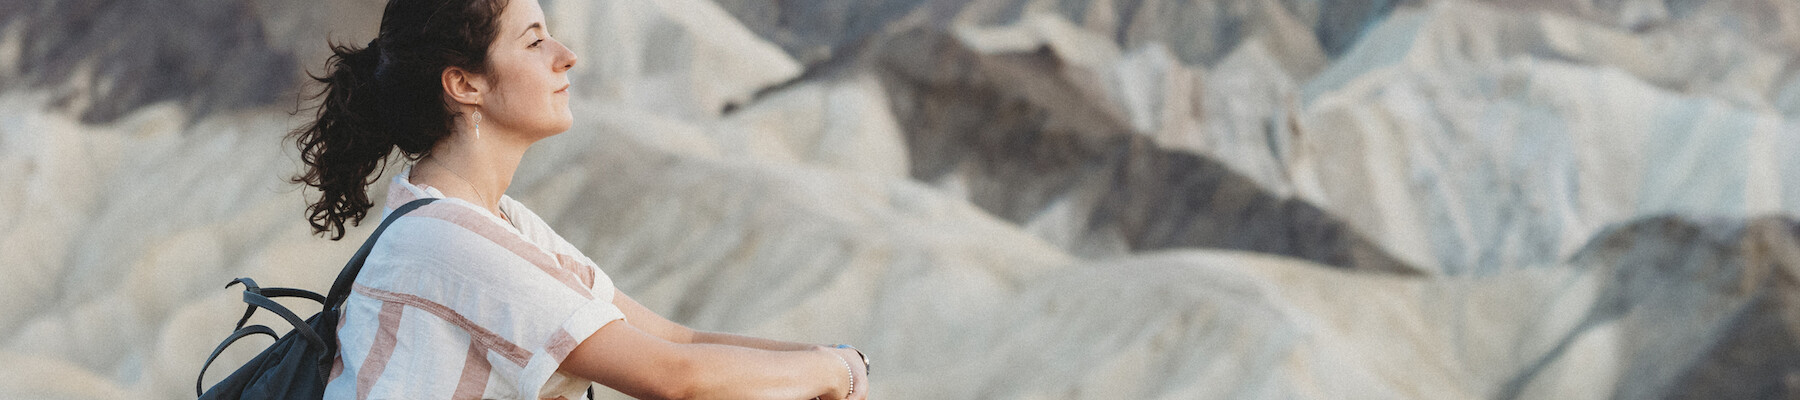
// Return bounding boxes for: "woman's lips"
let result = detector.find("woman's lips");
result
[555,84,570,94]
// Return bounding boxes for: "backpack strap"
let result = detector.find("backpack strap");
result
[319,198,440,345]
[240,291,327,350]
[224,278,327,330]
[195,324,279,396]
[257,287,327,303]
[226,278,264,331]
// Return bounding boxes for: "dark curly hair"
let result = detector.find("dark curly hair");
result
[289,0,510,240]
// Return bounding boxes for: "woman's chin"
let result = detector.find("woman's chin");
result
[544,109,574,130]
[516,120,574,142]
[545,119,574,137]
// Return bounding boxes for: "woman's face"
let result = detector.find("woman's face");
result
[478,0,576,141]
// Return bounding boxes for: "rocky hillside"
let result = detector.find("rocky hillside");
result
[0,0,1796,398]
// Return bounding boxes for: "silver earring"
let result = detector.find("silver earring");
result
[472,111,483,140]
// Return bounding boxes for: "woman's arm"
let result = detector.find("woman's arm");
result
[558,318,864,400]
[613,290,819,352]
[691,330,818,352]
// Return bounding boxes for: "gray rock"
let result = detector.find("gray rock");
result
[862,23,1418,272]
[707,0,938,65]
[0,0,304,124]
[711,0,1352,72]
[1506,215,1800,399]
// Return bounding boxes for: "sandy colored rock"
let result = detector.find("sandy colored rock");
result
[2,0,1800,398]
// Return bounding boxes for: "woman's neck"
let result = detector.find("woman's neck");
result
[414,131,530,220]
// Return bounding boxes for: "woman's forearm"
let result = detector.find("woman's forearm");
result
[685,332,870,399]
[614,290,843,353]
[691,330,819,352]
[600,291,864,398]
[562,321,852,400]
[674,343,849,400]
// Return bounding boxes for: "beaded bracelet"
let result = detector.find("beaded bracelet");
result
[830,352,856,398]
[833,344,870,376]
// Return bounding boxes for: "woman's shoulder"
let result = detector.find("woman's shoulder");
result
[377,200,510,247]
[495,196,576,249]
[357,200,529,289]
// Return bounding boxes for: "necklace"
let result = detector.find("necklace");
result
[426,157,506,221]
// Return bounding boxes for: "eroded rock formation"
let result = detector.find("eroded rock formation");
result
[1,0,1798,398]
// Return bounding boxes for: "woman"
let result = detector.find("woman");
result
[288,0,870,398]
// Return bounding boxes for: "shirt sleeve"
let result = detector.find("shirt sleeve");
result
[360,202,628,398]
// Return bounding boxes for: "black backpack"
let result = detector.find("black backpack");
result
[196,198,437,399]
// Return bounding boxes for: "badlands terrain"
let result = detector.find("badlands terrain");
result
[1,0,1798,398]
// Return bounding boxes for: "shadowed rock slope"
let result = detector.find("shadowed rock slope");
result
[723,1,1421,273]
[864,26,1417,272]
[1517,216,1800,400]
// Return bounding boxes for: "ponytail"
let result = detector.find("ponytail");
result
[289,39,395,240]
[289,0,509,240]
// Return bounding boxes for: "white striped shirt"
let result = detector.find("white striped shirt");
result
[325,166,626,399]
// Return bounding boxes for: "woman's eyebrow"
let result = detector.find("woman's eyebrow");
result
[518,22,542,39]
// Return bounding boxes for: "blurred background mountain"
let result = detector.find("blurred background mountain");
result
[2,0,1799,398]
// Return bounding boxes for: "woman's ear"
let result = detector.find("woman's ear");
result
[442,66,485,106]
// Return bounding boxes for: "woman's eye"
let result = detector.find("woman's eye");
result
[529,39,543,48]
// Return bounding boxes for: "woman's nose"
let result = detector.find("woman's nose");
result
[554,39,577,73]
